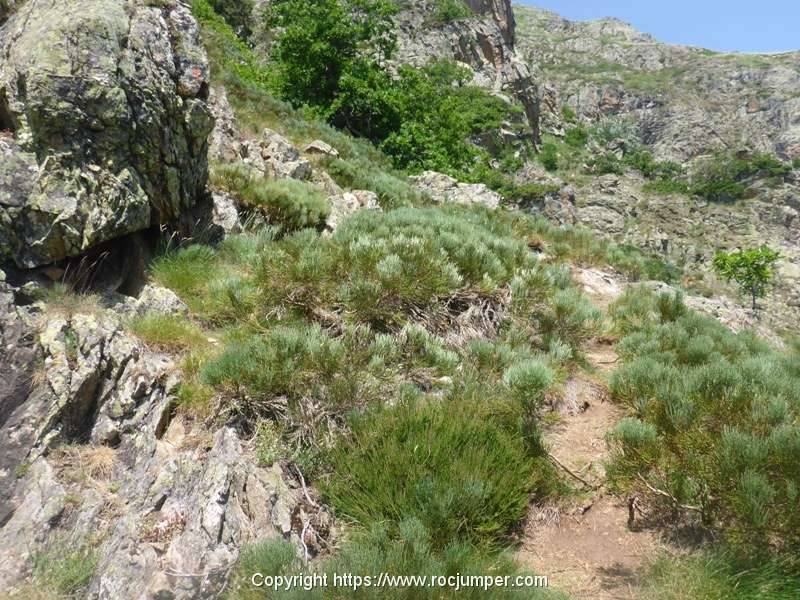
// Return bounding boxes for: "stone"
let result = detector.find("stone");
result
[211,191,243,236]
[410,171,502,209]
[327,190,380,231]
[304,140,340,158]
[259,129,313,180]
[0,283,327,597]
[0,0,214,268]
[208,87,241,163]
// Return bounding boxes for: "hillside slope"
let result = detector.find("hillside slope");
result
[514,4,800,162]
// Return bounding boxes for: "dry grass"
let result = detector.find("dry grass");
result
[55,445,117,482]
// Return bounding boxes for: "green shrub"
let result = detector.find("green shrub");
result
[324,395,540,549]
[690,152,791,202]
[539,142,559,171]
[587,151,624,175]
[561,105,577,123]
[642,178,691,195]
[208,0,255,37]
[607,288,800,554]
[256,206,536,327]
[713,246,781,311]
[430,0,472,24]
[230,522,560,599]
[563,125,588,148]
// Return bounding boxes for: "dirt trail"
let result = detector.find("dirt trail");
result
[516,269,661,599]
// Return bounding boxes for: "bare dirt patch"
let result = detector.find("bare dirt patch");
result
[518,346,662,599]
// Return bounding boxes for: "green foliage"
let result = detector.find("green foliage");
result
[560,105,577,123]
[374,64,512,174]
[713,246,781,310]
[691,152,792,201]
[129,314,208,352]
[211,163,330,232]
[256,206,536,327]
[263,0,514,178]
[539,142,559,171]
[230,523,560,599]
[607,287,800,554]
[586,151,624,175]
[563,125,588,148]
[793,157,800,169]
[208,0,255,37]
[323,395,540,549]
[31,541,98,598]
[516,215,681,284]
[641,551,800,600]
[430,0,472,24]
[266,0,396,111]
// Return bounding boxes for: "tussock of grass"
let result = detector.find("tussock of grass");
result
[30,540,98,599]
[230,522,562,599]
[129,314,208,352]
[323,394,544,550]
[641,552,800,600]
[211,163,329,232]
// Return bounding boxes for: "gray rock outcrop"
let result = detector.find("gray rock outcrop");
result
[0,290,326,597]
[411,170,502,209]
[0,0,214,268]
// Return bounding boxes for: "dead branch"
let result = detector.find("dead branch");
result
[547,452,600,490]
[636,472,702,513]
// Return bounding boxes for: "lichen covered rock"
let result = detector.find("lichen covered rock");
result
[0,0,214,268]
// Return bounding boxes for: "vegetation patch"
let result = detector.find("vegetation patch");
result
[608,287,800,555]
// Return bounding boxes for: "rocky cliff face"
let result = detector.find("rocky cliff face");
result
[394,0,540,141]
[0,0,214,268]
[514,4,800,162]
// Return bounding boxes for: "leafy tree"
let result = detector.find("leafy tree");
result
[208,0,255,37]
[713,246,780,310]
[265,0,397,111]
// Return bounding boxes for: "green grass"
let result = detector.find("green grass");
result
[31,541,98,598]
[229,524,562,599]
[640,552,800,600]
[129,314,208,352]
[211,163,329,232]
[323,393,550,550]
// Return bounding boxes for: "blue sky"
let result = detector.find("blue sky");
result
[518,1,799,53]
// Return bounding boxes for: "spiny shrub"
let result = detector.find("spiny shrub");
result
[607,288,800,554]
[324,394,540,550]
[257,206,536,327]
[510,265,601,351]
[211,163,329,232]
[201,324,386,416]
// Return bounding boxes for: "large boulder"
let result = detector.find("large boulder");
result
[411,170,502,209]
[0,0,214,268]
